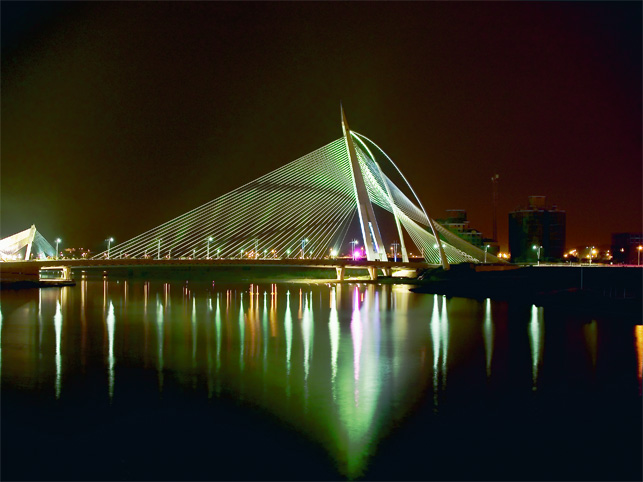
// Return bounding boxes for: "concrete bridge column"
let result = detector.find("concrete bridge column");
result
[61,266,72,281]
[367,266,378,281]
[382,268,392,277]
[336,266,345,281]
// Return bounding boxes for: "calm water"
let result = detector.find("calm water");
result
[1,279,641,480]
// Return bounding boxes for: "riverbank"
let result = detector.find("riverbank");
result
[1,279,76,290]
[411,264,641,318]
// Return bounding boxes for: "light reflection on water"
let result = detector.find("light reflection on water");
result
[1,280,641,478]
[529,304,544,391]
[636,325,643,394]
[483,297,494,378]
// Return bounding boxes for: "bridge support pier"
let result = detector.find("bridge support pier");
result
[367,266,378,281]
[382,268,392,277]
[61,266,72,281]
[336,266,345,281]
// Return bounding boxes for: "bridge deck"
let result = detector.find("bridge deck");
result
[2,258,431,269]
[0,258,434,282]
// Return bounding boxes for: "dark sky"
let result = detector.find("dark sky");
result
[2,1,641,252]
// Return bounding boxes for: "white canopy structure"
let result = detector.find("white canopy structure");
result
[0,225,55,261]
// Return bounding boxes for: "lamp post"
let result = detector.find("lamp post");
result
[350,239,359,260]
[106,237,114,259]
[301,238,308,259]
[286,249,291,259]
[217,248,221,259]
[587,246,595,265]
[637,245,642,266]
[484,244,490,263]
[391,241,400,262]
[157,239,161,260]
[55,238,61,260]
[532,244,542,265]
[207,237,213,259]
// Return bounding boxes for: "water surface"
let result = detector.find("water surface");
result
[1,279,641,480]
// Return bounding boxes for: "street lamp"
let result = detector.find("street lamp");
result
[157,239,161,259]
[286,249,291,258]
[301,238,308,259]
[207,237,213,259]
[350,239,359,260]
[637,245,642,266]
[391,241,400,262]
[106,237,114,259]
[484,244,490,263]
[55,238,61,260]
[217,248,221,259]
[587,246,595,265]
[532,244,542,265]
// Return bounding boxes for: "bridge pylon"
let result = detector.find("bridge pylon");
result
[341,105,388,262]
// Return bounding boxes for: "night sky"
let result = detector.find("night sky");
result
[2,2,641,253]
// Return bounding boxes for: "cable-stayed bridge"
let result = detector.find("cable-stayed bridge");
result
[93,107,500,271]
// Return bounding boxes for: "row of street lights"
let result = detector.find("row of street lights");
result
[56,236,643,266]
[99,237,372,261]
[102,237,427,261]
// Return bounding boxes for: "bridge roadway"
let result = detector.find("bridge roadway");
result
[1,258,434,282]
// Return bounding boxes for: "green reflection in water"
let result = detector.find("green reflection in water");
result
[440,295,449,390]
[329,287,340,401]
[285,291,292,378]
[192,297,197,367]
[54,300,62,399]
[483,298,494,378]
[239,293,245,373]
[0,281,522,479]
[156,294,164,391]
[262,292,268,371]
[431,294,441,408]
[302,290,314,401]
[106,301,115,400]
[215,295,222,395]
[329,285,386,478]
[529,305,544,391]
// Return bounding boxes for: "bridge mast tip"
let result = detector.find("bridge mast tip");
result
[340,103,350,137]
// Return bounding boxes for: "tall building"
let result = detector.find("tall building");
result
[611,233,643,264]
[508,196,566,262]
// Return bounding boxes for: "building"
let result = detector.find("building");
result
[508,196,566,262]
[436,209,499,255]
[611,233,643,265]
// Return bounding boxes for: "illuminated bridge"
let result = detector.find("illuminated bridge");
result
[1,257,431,283]
[92,106,500,273]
